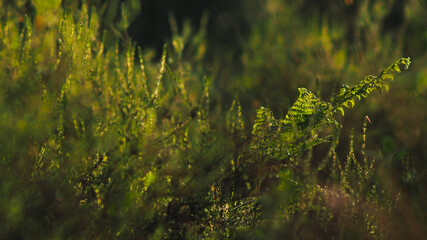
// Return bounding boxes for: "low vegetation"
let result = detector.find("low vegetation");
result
[0,1,425,239]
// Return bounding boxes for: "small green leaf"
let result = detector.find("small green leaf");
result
[143,171,156,189]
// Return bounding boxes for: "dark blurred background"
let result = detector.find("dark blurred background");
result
[71,0,257,61]
[86,0,415,58]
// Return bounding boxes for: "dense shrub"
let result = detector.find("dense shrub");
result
[0,1,425,239]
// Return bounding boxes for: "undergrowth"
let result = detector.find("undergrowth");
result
[0,1,423,240]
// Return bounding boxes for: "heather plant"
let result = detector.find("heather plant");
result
[0,1,425,239]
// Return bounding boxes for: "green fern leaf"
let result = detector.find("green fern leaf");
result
[332,58,411,113]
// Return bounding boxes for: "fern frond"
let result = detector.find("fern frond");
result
[332,57,411,115]
[250,58,411,162]
[252,106,277,137]
[282,88,331,129]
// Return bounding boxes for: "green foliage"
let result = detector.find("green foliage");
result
[0,1,425,239]
[249,57,411,169]
[332,58,411,116]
